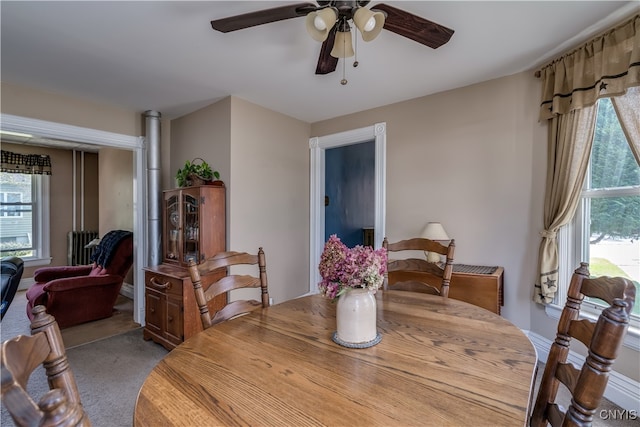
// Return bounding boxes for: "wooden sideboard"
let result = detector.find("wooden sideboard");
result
[143,264,226,350]
[448,265,504,315]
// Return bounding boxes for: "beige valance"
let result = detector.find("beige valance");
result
[537,14,640,121]
[1,150,52,175]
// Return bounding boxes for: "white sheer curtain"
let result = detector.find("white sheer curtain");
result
[612,85,640,164]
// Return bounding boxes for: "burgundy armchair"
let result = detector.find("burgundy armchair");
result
[26,230,133,328]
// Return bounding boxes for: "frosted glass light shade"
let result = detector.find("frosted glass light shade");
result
[305,7,337,42]
[330,31,354,58]
[353,7,385,41]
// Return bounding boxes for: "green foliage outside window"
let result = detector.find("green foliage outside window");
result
[584,98,640,318]
[589,98,640,243]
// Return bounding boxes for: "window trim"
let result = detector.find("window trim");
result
[31,174,51,267]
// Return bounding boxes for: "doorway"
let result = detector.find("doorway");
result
[325,140,375,247]
[309,123,386,294]
[0,113,147,324]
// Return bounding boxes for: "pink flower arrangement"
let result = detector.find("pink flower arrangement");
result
[318,234,387,300]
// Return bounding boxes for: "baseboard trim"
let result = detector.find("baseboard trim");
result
[526,330,640,412]
[120,282,134,299]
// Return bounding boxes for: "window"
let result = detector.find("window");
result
[0,191,23,217]
[553,98,640,348]
[0,171,50,265]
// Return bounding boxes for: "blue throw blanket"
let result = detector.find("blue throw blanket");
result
[90,230,133,268]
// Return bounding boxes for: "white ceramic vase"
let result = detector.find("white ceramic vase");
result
[336,287,377,344]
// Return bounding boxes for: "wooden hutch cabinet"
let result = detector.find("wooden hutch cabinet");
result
[143,185,227,350]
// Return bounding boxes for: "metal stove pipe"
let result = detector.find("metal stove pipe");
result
[145,110,162,267]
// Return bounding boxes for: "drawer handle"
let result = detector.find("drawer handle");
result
[150,277,172,290]
[168,316,173,322]
[150,308,155,313]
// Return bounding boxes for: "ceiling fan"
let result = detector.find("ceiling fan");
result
[211,1,454,83]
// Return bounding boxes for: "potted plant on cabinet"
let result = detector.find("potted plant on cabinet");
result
[176,158,222,187]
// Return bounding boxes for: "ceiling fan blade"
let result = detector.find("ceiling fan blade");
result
[371,3,454,49]
[315,29,338,75]
[211,2,317,33]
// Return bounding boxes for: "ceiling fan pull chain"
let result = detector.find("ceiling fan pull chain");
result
[353,28,359,68]
[340,27,348,85]
[341,57,347,85]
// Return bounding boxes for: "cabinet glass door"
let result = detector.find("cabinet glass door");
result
[165,195,180,262]
[182,193,200,264]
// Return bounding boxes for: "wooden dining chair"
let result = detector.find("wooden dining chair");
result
[187,248,270,329]
[1,305,91,427]
[382,237,455,297]
[529,262,636,427]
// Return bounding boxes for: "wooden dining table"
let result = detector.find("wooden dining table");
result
[134,291,538,426]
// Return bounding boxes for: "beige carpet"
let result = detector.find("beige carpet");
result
[1,290,169,427]
[1,328,168,427]
[1,290,139,347]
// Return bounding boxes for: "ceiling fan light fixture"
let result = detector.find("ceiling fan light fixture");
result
[330,30,354,58]
[353,7,385,42]
[208,2,455,80]
[305,7,337,42]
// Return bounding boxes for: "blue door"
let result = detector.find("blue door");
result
[325,140,375,248]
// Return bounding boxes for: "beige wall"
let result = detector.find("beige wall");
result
[229,97,310,303]
[1,82,142,136]
[98,148,133,234]
[170,98,231,192]
[160,119,173,191]
[99,148,134,284]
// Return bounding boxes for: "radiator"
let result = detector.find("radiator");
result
[67,231,99,266]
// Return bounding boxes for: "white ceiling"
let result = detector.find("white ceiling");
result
[1,1,639,127]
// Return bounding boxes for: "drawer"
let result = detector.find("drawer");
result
[145,272,183,297]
